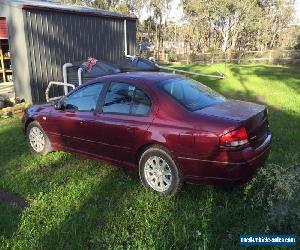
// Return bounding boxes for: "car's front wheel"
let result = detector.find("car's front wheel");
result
[139,146,183,196]
[26,121,52,155]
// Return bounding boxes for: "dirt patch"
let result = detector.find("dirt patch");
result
[0,191,28,209]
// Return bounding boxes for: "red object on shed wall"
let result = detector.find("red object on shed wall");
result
[0,18,8,39]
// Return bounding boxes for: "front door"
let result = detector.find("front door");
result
[46,83,105,152]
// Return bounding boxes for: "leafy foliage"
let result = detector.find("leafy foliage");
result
[249,163,300,233]
[181,0,298,54]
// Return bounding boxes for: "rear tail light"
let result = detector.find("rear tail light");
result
[220,127,248,147]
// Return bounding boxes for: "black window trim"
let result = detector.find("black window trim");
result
[99,81,153,117]
[62,82,107,113]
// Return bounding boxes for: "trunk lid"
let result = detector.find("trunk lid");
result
[195,99,269,147]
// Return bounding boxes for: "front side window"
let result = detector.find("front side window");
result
[103,82,152,116]
[64,83,104,111]
[160,78,225,111]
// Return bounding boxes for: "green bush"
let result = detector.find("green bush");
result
[187,52,196,64]
[249,163,300,233]
[166,49,177,62]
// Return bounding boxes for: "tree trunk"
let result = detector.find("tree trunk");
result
[155,22,159,58]
[229,33,238,61]
[269,32,278,49]
[222,31,229,53]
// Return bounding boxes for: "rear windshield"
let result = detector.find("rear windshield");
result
[160,78,225,111]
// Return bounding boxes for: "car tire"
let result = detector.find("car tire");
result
[139,146,183,196]
[26,121,52,155]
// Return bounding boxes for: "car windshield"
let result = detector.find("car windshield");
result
[160,78,225,111]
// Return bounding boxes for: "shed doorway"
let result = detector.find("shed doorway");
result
[0,17,14,100]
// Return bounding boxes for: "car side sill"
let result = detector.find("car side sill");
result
[53,144,137,170]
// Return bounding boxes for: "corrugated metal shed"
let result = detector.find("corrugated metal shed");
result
[0,0,137,103]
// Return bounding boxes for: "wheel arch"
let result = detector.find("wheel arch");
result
[135,141,177,165]
[24,118,35,133]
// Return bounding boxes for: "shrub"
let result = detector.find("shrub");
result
[165,49,177,63]
[249,163,300,233]
[187,52,196,64]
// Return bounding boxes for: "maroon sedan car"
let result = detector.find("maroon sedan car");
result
[22,72,271,195]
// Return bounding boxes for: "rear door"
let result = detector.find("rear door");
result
[90,82,155,164]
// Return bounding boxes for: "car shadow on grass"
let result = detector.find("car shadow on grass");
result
[0,203,23,242]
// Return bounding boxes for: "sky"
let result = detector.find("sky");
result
[294,0,300,24]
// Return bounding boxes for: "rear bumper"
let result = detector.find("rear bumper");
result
[179,132,272,186]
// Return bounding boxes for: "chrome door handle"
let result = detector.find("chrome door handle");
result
[127,127,135,132]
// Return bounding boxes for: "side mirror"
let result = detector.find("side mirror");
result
[54,101,65,110]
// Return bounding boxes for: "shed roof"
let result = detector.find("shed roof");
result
[1,0,137,21]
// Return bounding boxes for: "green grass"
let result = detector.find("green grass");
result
[0,64,299,249]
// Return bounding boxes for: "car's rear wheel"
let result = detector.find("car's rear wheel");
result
[139,146,183,196]
[26,121,52,155]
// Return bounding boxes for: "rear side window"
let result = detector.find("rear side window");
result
[103,83,134,114]
[103,82,151,115]
[64,83,104,111]
[132,89,151,115]
[161,78,225,111]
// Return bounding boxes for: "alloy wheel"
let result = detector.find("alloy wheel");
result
[29,126,45,153]
[144,156,173,192]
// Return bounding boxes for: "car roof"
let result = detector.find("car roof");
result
[97,71,180,84]
[67,71,184,100]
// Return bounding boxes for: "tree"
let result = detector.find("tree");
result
[181,0,299,56]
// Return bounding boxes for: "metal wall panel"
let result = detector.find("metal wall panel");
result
[23,9,136,103]
[126,20,136,56]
